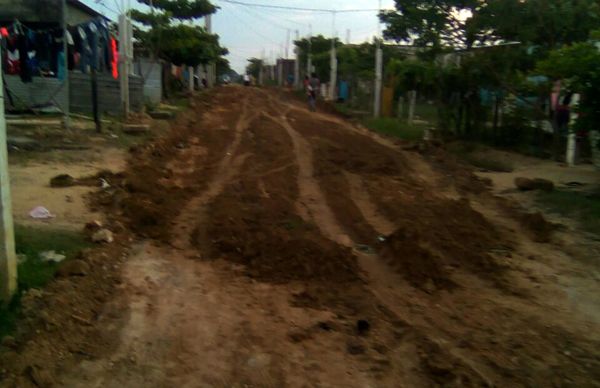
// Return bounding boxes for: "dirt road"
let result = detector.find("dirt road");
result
[3,86,600,387]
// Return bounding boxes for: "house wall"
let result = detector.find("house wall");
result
[69,73,144,114]
[0,0,99,26]
[135,59,163,105]
[66,5,96,25]
[4,74,68,112]
[0,0,62,23]
[5,72,144,114]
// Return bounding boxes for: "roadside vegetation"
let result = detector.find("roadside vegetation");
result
[536,189,600,236]
[0,226,90,337]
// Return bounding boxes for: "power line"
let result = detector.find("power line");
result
[220,0,380,13]
[234,3,295,31]
[221,2,282,46]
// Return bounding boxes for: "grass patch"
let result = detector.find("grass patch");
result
[0,225,90,338]
[535,189,600,235]
[362,117,427,141]
[461,154,514,172]
[447,142,514,172]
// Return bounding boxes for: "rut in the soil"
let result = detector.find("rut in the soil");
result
[4,87,599,388]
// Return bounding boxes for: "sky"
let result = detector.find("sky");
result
[83,0,396,73]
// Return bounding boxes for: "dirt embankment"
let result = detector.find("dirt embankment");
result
[3,87,599,387]
[197,114,361,284]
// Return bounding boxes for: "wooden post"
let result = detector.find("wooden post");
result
[408,90,417,125]
[188,66,194,92]
[90,21,101,133]
[119,14,130,117]
[0,54,17,303]
[62,0,70,129]
[294,30,300,89]
[91,68,101,133]
[397,96,404,119]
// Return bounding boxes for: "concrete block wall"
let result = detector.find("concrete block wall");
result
[69,72,144,115]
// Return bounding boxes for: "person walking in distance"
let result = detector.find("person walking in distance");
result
[307,73,320,112]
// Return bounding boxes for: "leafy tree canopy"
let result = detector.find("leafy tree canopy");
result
[131,0,226,66]
[381,0,600,52]
[246,58,263,79]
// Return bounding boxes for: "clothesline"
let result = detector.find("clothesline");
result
[1,17,115,38]
[1,16,119,84]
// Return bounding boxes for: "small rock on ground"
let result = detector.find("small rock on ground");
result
[56,260,90,277]
[92,229,114,243]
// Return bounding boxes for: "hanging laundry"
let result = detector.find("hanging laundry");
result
[17,32,32,82]
[57,51,65,80]
[6,49,20,75]
[111,38,118,79]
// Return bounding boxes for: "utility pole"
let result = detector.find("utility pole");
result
[307,24,312,76]
[61,0,70,129]
[206,14,215,87]
[119,13,130,117]
[373,0,383,118]
[188,66,194,92]
[259,48,265,86]
[328,11,337,101]
[0,51,17,303]
[90,22,101,132]
[285,29,290,59]
[278,57,283,86]
[294,30,300,89]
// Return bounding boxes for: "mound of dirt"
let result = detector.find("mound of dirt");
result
[379,199,502,290]
[199,115,361,284]
[209,211,360,283]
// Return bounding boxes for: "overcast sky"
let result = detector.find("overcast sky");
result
[83,0,396,73]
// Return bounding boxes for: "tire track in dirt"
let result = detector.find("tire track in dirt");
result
[263,98,500,385]
[278,94,600,386]
[343,171,396,236]
[263,111,354,248]
[171,96,257,250]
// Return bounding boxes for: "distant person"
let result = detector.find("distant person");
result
[307,73,320,112]
[556,92,573,134]
[243,74,251,86]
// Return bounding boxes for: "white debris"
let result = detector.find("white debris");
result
[29,206,55,219]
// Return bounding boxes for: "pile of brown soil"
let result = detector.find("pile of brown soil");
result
[198,115,361,284]
[0,237,130,387]
[91,90,245,241]
[379,198,502,290]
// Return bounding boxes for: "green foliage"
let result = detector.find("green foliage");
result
[132,0,227,66]
[245,57,263,79]
[0,226,90,337]
[387,59,435,91]
[362,117,426,141]
[337,43,376,80]
[137,0,217,20]
[380,0,481,50]
[537,43,600,133]
[14,226,91,290]
[475,0,600,49]
[536,189,600,235]
[294,35,339,82]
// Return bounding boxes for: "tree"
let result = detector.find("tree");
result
[474,0,600,49]
[245,58,263,79]
[294,35,339,82]
[537,41,600,135]
[380,0,482,51]
[131,0,227,67]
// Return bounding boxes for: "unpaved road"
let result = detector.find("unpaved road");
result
[2,86,600,387]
